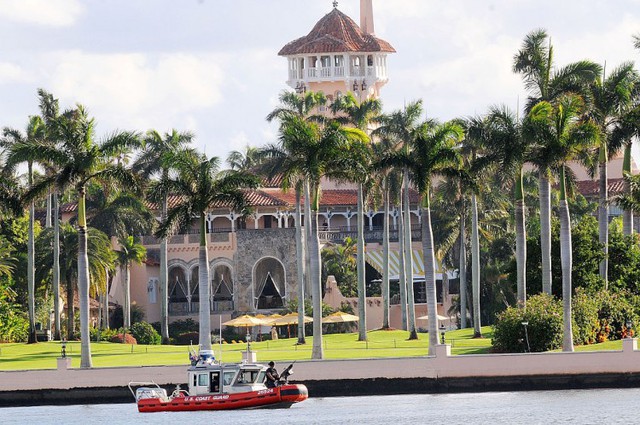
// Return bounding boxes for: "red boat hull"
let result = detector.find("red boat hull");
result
[137,384,308,412]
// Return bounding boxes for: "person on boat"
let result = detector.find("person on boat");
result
[265,361,279,388]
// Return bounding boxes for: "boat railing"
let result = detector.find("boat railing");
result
[128,381,166,401]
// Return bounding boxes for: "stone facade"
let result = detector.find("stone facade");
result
[234,228,299,311]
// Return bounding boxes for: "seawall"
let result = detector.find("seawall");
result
[1,339,639,407]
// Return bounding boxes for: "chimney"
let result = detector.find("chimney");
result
[360,0,375,35]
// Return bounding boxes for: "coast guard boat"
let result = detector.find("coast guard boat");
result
[129,350,308,412]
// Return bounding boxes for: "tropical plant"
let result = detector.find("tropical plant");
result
[525,94,599,351]
[115,236,147,328]
[23,104,141,367]
[130,321,161,345]
[156,150,259,352]
[322,238,357,297]
[2,115,47,343]
[513,28,601,295]
[133,128,194,344]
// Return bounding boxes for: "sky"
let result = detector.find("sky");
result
[1,0,639,164]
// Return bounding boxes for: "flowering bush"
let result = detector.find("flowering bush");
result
[110,332,137,344]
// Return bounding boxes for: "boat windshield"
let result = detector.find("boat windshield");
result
[236,369,260,384]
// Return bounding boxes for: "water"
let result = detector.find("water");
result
[1,388,638,424]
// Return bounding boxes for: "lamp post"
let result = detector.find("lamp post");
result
[521,321,530,352]
[61,338,67,358]
[440,324,446,345]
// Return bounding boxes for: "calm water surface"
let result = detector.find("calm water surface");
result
[1,388,638,424]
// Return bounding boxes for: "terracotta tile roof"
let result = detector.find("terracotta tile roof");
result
[576,178,625,197]
[278,8,395,56]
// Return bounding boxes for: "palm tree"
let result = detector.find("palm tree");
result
[526,94,599,352]
[513,28,601,295]
[0,238,15,278]
[373,101,427,339]
[23,104,141,367]
[2,116,47,344]
[133,129,193,344]
[484,106,529,306]
[330,92,381,341]
[588,63,639,285]
[264,90,327,345]
[35,223,115,337]
[406,120,463,353]
[227,145,261,171]
[115,236,147,328]
[156,150,259,352]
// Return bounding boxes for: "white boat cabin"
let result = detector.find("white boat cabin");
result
[188,362,268,395]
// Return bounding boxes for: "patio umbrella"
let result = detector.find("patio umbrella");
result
[271,313,312,338]
[222,314,270,327]
[322,311,360,324]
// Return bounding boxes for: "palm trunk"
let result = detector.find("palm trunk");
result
[198,213,212,351]
[471,193,482,338]
[421,200,439,354]
[382,178,390,329]
[53,191,61,340]
[295,187,306,344]
[623,143,633,235]
[357,183,367,341]
[559,166,574,352]
[403,171,417,339]
[103,272,110,329]
[598,146,608,288]
[66,278,74,337]
[27,163,36,344]
[459,201,468,328]
[123,264,131,328]
[306,180,323,359]
[46,191,52,228]
[397,199,408,330]
[77,185,93,368]
[515,167,527,307]
[159,194,170,344]
[539,170,552,294]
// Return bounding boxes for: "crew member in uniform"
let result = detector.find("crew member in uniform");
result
[265,361,279,388]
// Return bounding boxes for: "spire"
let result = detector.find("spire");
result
[333,1,338,8]
[360,0,374,35]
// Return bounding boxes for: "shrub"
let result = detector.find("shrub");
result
[110,333,137,344]
[492,293,563,353]
[90,327,119,342]
[130,321,161,345]
[571,288,600,345]
[168,318,199,338]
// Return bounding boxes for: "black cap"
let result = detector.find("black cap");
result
[268,361,275,367]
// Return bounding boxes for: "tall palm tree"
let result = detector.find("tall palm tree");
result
[405,120,463,353]
[133,129,193,344]
[115,236,147,328]
[588,63,639,285]
[484,106,529,306]
[513,28,601,295]
[2,116,47,344]
[227,145,261,171]
[265,90,327,345]
[37,89,64,340]
[156,150,258,352]
[526,94,599,352]
[373,101,426,339]
[330,92,381,341]
[23,105,141,367]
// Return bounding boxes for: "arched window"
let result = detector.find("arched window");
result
[254,258,286,310]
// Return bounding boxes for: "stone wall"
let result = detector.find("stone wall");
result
[234,228,299,311]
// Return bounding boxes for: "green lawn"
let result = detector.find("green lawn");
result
[0,327,494,371]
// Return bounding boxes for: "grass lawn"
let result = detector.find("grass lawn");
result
[0,327,494,371]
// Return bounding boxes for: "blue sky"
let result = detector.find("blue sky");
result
[1,0,639,163]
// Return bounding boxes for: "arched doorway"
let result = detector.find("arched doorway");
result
[253,257,286,310]
[168,266,188,315]
[211,262,234,312]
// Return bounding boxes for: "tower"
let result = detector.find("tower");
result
[278,1,395,104]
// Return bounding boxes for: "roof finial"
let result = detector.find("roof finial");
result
[333,1,338,8]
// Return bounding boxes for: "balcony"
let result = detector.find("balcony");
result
[169,300,234,315]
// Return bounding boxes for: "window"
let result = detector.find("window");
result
[236,369,259,384]
[198,374,208,386]
[223,371,236,386]
[334,55,344,67]
[321,55,331,67]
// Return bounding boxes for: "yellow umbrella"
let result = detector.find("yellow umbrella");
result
[271,312,313,326]
[222,314,270,327]
[322,311,360,324]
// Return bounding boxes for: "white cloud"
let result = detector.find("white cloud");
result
[0,0,84,27]
[0,62,27,83]
[46,50,226,134]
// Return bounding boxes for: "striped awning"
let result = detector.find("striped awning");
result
[366,249,427,276]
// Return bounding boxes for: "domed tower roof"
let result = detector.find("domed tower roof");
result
[278,8,395,56]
